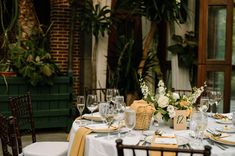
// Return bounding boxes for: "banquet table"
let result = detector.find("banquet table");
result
[67,113,235,156]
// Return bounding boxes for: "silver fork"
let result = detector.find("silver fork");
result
[206,139,227,150]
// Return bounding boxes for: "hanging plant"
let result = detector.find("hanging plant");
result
[167,31,198,68]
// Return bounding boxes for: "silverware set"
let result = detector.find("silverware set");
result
[206,138,228,150]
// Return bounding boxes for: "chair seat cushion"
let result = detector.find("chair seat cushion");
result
[23,141,68,156]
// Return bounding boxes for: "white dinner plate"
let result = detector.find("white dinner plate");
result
[215,119,232,124]
[209,135,235,146]
[216,126,235,133]
[85,123,118,133]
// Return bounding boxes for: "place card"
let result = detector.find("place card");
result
[161,133,175,138]
[154,138,177,145]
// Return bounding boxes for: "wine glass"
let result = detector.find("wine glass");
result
[199,96,209,113]
[232,112,235,128]
[99,102,109,123]
[103,105,115,139]
[86,94,98,123]
[114,96,125,138]
[76,96,85,116]
[124,108,136,136]
[208,90,217,115]
[106,88,119,102]
[189,111,208,147]
[214,90,222,114]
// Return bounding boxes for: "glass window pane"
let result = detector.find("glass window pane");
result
[207,6,226,60]
[231,70,235,112]
[207,71,224,113]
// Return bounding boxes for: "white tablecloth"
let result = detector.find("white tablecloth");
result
[68,114,235,156]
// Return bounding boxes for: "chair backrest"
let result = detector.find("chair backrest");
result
[116,139,211,156]
[85,87,107,102]
[0,113,19,156]
[9,92,36,153]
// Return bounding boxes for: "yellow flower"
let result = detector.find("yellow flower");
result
[179,100,189,107]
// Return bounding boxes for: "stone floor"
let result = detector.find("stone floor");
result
[0,128,68,156]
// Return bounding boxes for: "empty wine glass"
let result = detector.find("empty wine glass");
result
[124,108,136,136]
[208,90,217,115]
[189,111,208,147]
[99,102,109,123]
[214,90,222,113]
[199,96,209,113]
[103,105,115,139]
[76,96,85,116]
[232,112,235,128]
[86,94,98,123]
[114,96,125,138]
[106,88,119,102]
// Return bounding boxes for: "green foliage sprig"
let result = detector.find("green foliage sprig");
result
[9,35,60,86]
[79,0,112,41]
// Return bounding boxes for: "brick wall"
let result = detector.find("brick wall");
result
[50,0,80,96]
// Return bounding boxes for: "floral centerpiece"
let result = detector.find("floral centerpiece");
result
[139,78,206,122]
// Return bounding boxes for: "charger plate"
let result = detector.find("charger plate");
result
[85,123,118,133]
[215,119,232,124]
[209,135,235,146]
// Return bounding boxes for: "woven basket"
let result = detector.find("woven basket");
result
[130,100,155,130]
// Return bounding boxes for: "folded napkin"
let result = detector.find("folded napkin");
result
[150,134,178,156]
[82,113,103,122]
[69,127,92,156]
[85,123,118,132]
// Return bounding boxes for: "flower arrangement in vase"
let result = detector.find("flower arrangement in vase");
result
[139,78,206,122]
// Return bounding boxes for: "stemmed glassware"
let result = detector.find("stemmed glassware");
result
[106,88,119,102]
[103,104,115,139]
[124,108,136,136]
[199,96,209,113]
[208,89,223,114]
[99,102,109,123]
[114,96,125,138]
[189,110,208,147]
[86,94,98,124]
[214,90,222,114]
[208,90,217,115]
[76,95,85,117]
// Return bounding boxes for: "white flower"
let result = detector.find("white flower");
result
[158,86,166,95]
[169,111,176,118]
[167,105,175,113]
[157,95,169,108]
[176,0,181,4]
[155,112,163,122]
[172,92,180,100]
[158,80,165,87]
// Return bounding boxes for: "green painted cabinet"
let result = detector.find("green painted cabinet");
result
[0,76,73,130]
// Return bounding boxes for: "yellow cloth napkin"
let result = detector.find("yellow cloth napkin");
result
[69,127,93,156]
[150,135,178,156]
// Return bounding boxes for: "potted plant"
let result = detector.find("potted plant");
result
[9,33,60,86]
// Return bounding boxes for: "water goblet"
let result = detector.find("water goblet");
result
[124,108,136,136]
[76,95,85,116]
[189,111,208,147]
[86,94,98,124]
[99,102,109,123]
[114,96,125,138]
